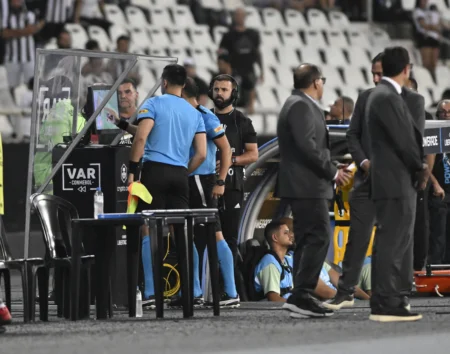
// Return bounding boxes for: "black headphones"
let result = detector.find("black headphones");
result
[208,74,240,106]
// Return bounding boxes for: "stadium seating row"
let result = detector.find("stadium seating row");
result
[34,4,450,112]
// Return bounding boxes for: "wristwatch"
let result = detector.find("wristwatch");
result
[216,179,225,186]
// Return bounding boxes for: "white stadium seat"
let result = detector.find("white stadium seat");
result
[326,30,348,48]
[261,8,285,30]
[279,47,301,69]
[321,86,339,107]
[328,11,350,29]
[150,8,173,27]
[401,0,416,11]
[129,27,152,52]
[148,27,171,47]
[109,25,129,45]
[88,26,112,51]
[275,87,291,103]
[343,87,361,104]
[213,26,228,44]
[435,65,450,92]
[189,26,215,50]
[260,30,280,50]
[130,0,153,11]
[130,0,151,11]
[323,47,349,67]
[223,0,245,10]
[167,28,192,47]
[64,24,89,49]
[172,5,197,29]
[104,4,128,28]
[261,47,279,69]
[265,114,278,136]
[199,0,223,10]
[347,47,371,68]
[370,27,391,46]
[257,87,279,109]
[300,47,323,65]
[245,7,264,28]
[284,9,308,30]
[280,30,302,48]
[307,8,330,30]
[413,65,435,90]
[149,47,167,58]
[125,6,149,28]
[153,0,177,7]
[348,30,371,50]
[191,47,215,71]
[341,66,369,89]
[261,68,278,88]
[247,114,265,134]
[303,30,328,48]
[277,66,295,88]
[196,67,213,84]
[321,66,343,88]
[167,47,189,65]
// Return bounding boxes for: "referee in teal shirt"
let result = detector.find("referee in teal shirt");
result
[128,64,207,306]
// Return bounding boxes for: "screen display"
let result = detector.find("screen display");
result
[93,88,120,131]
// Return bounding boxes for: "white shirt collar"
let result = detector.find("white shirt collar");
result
[381,77,402,94]
[304,93,323,109]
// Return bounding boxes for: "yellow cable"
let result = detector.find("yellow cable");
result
[162,232,181,298]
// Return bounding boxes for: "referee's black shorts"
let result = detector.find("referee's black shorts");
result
[136,161,189,212]
[189,174,221,232]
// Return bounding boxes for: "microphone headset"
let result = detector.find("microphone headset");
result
[208,74,240,106]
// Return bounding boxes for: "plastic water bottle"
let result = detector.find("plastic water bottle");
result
[136,288,143,318]
[93,187,104,219]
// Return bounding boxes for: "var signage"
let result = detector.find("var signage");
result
[62,163,101,192]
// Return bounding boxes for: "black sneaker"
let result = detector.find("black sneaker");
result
[168,296,204,308]
[322,292,355,310]
[206,293,241,308]
[283,295,334,318]
[369,306,422,322]
[219,293,240,308]
[142,296,155,309]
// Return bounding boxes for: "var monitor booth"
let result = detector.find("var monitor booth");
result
[237,121,450,255]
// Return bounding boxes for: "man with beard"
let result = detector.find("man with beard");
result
[209,74,258,260]
[325,50,427,313]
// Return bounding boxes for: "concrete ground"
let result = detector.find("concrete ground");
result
[2,274,450,354]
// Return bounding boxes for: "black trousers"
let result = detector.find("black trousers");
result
[218,188,243,261]
[287,198,330,299]
[428,196,450,264]
[371,196,416,309]
[338,186,376,295]
[413,186,430,270]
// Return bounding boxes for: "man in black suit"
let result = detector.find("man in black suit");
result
[325,52,426,312]
[367,47,426,322]
[277,64,352,318]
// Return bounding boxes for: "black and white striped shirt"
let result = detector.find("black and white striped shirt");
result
[45,0,74,24]
[3,9,36,63]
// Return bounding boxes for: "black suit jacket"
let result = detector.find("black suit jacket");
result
[277,90,337,199]
[346,86,425,194]
[366,80,424,200]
